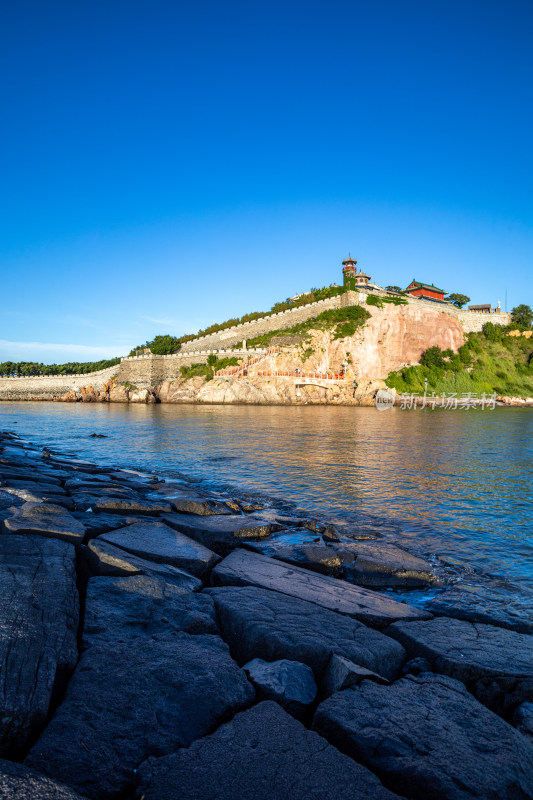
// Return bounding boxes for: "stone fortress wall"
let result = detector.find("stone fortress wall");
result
[0,288,512,400]
[0,365,119,401]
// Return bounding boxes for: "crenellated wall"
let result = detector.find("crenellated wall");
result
[0,365,119,401]
[0,290,512,400]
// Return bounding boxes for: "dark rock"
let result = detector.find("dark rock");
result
[92,498,173,515]
[162,513,281,556]
[324,521,382,541]
[86,537,202,591]
[247,534,342,577]
[1,486,75,511]
[333,541,435,587]
[513,702,533,743]
[82,575,217,648]
[164,490,232,515]
[401,656,432,675]
[243,659,316,718]
[99,520,220,578]
[313,672,533,800]
[0,760,88,800]
[206,585,405,680]
[426,587,533,634]
[72,511,138,538]
[26,633,254,799]
[134,701,401,800]
[89,433,107,438]
[321,653,389,698]
[2,478,67,494]
[3,502,85,544]
[0,534,79,758]
[211,548,432,628]
[386,616,533,713]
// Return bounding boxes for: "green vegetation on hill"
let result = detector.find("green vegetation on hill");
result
[385,324,533,397]
[180,355,240,382]
[0,358,120,377]
[366,294,408,308]
[243,305,371,349]
[130,284,348,354]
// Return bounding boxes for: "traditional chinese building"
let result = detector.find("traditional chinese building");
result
[342,255,372,289]
[404,280,447,302]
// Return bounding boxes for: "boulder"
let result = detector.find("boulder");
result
[82,575,217,648]
[0,760,88,800]
[85,538,202,591]
[206,585,405,680]
[321,653,389,698]
[243,659,316,718]
[108,384,129,403]
[129,388,156,403]
[26,633,254,799]
[313,673,533,800]
[2,502,85,544]
[162,513,281,556]
[134,701,401,800]
[386,616,533,713]
[426,586,533,634]
[99,520,220,578]
[165,491,232,516]
[0,535,79,758]
[92,498,173,515]
[247,539,343,577]
[211,548,432,628]
[513,702,533,743]
[333,541,435,587]
[72,512,138,538]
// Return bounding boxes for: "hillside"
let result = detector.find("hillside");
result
[385,324,533,398]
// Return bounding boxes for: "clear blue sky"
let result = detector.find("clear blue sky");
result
[1,0,532,362]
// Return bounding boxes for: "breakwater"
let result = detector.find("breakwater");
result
[0,428,532,799]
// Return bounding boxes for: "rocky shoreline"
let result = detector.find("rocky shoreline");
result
[0,429,532,799]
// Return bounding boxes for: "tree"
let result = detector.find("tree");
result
[385,285,403,293]
[511,304,533,329]
[146,335,181,355]
[446,293,470,308]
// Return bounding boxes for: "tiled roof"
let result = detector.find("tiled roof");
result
[407,280,446,294]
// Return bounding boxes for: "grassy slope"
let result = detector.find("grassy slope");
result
[386,329,533,397]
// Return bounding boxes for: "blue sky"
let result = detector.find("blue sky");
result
[1,0,532,362]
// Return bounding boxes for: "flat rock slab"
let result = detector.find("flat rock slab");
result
[333,541,435,587]
[86,538,202,591]
[206,585,405,680]
[83,575,217,648]
[135,701,401,800]
[99,520,220,578]
[247,538,343,577]
[243,659,316,718]
[157,488,232,515]
[313,672,533,800]
[211,548,432,628]
[3,502,85,544]
[0,760,88,800]
[162,513,280,556]
[92,498,173,515]
[0,534,79,758]
[26,633,254,800]
[387,616,533,713]
[72,512,139,538]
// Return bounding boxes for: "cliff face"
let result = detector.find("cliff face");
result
[154,304,465,406]
[279,303,465,381]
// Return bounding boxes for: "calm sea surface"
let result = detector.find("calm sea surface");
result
[1,402,532,618]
